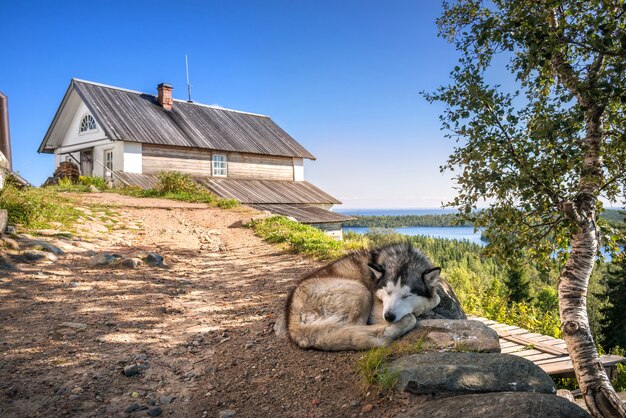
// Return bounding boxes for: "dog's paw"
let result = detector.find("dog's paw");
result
[382,314,416,338]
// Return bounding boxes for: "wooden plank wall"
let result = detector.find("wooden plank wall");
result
[228,152,293,180]
[143,144,212,176]
[142,144,294,180]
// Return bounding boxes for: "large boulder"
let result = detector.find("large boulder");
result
[388,352,556,396]
[396,392,591,418]
[423,278,467,320]
[402,319,500,353]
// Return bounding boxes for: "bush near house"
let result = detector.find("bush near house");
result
[114,171,239,208]
[0,184,81,229]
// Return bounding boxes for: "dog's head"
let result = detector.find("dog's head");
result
[368,243,441,323]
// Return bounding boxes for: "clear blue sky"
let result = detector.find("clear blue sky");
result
[0,0,461,209]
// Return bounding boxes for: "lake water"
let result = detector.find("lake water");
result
[339,208,485,245]
[340,208,620,261]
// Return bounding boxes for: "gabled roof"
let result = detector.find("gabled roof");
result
[38,79,316,160]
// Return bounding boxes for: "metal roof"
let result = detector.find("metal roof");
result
[113,172,347,224]
[113,173,341,205]
[250,204,354,224]
[196,177,341,205]
[39,79,316,160]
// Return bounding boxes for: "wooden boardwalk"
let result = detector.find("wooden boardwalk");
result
[471,316,626,378]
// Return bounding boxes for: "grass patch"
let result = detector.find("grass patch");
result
[0,184,82,230]
[357,346,396,387]
[250,216,344,259]
[47,176,110,192]
[112,172,239,208]
[356,336,426,391]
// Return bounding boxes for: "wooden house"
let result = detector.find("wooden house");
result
[38,79,352,237]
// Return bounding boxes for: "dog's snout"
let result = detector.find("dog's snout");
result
[384,312,396,322]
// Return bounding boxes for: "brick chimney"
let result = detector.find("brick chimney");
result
[157,83,173,111]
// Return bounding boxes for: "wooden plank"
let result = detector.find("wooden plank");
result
[539,359,574,375]
[501,335,569,356]
[507,349,545,358]
[502,346,526,354]
[500,328,533,337]
[521,352,560,362]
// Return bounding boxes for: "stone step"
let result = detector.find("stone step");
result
[388,352,556,396]
[396,392,590,418]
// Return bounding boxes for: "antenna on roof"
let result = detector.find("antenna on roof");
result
[185,54,193,103]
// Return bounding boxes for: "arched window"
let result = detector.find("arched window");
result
[79,114,97,133]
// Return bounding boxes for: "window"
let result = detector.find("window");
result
[105,150,113,176]
[212,154,227,177]
[79,114,97,133]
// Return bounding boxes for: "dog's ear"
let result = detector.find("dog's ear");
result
[422,267,441,287]
[368,263,385,282]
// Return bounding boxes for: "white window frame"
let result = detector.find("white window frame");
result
[104,149,114,177]
[79,114,98,135]
[212,154,227,177]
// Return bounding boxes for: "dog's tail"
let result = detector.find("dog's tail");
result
[288,315,416,351]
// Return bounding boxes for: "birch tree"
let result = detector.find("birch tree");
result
[427,1,626,416]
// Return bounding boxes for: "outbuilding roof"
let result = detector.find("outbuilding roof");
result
[38,79,316,160]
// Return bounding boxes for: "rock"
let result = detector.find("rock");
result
[361,404,374,413]
[423,278,467,319]
[146,393,157,405]
[404,319,500,353]
[0,254,15,270]
[145,252,165,267]
[22,240,64,255]
[273,317,287,339]
[5,225,17,235]
[148,406,162,416]
[121,258,143,269]
[218,410,236,418]
[59,322,88,331]
[396,392,591,418]
[159,395,174,404]
[88,185,101,193]
[33,229,72,238]
[388,352,556,396]
[557,389,575,402]
[123,364,140,377]
[88,253,120,267]
[124,402,144,413]
[17,250,58,263]
[131,391,140,398]
[0,209,7,234]
[1,236,19,250]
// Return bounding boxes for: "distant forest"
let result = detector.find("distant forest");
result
[344,209,625,229]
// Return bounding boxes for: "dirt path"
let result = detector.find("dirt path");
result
[0,193,416,418]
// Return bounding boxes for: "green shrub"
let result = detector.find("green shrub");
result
[0,185,81,229]
[251,216,343,259]
[216,198,239,209]
[79,176,108,189]
[111,173,239,208]
[155,171,198,193]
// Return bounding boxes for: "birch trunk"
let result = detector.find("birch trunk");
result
[558,107,625,417]
[558,222,625,418]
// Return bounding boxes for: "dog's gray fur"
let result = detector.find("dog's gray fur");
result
[286,243,441,351]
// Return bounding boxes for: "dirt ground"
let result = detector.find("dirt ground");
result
[0,193,419,418]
